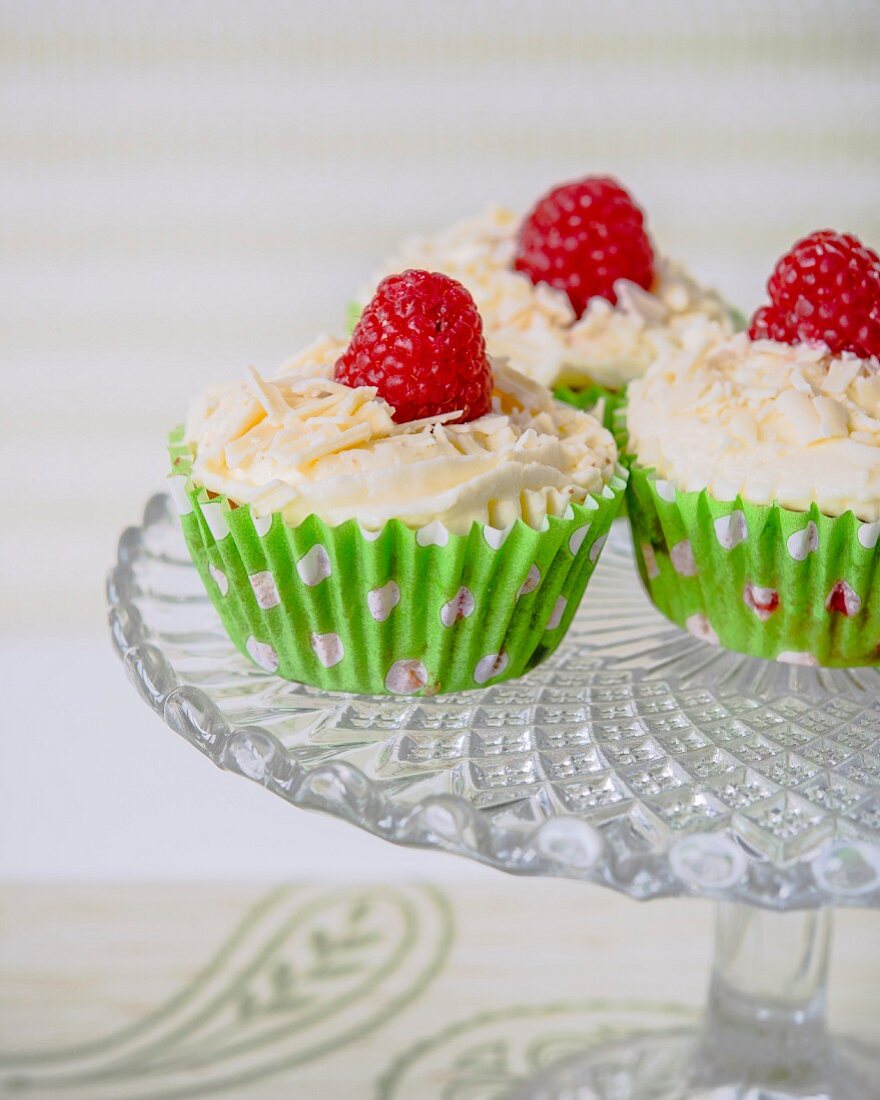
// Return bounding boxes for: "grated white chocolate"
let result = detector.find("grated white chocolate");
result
[184,335,618,534]
[357,205,734,390]
[626,323,880,521]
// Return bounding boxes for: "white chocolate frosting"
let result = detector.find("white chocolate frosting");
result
[184,335,618,534]
[357,206,734,390]
[627,321,880,521]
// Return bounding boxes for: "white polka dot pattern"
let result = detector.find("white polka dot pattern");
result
[249,571,280,609]
[296,544,332,586]
[358,523,384,542]
[252,511,272,537]
[168,475,193,515]
[589,533,608,562]
[517,565,541,598]
[483,525,512,550]
[777,650,820,667]
[715,510,748,549]
[568,525,590,555]
[858,521,880,550]
[416,521,449,548]
[201,500,229,540]
[641,543,660,579]
[385,659,429,695]
[245,636,279,672]
[546,596,567,630]
[310,632,344,668]
[440,587,475,627]
[743,582,779,621]
[670,540,697,576]
[209,564,228,595]
[654,479,677,502]
[367,581,400,622]
[787,522,819,561]
[826,580,861,616]
[473,651,509,685]
[685,613,718,645]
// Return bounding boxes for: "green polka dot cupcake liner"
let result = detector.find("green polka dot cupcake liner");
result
[167,429,627,695]
[624,458,880,668]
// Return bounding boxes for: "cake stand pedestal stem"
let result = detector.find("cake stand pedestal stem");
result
[509,897,877,1099]
[693,902,835,1095]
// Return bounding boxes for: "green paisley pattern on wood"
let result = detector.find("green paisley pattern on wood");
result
[0,886,453,1100]
[375,1000,697,1100]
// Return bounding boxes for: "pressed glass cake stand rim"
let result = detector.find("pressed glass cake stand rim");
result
[107,492,880,912]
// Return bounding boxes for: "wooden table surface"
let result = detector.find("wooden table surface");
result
[1,880,877,1099]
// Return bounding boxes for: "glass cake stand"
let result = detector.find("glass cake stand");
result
[107,493,880,1100]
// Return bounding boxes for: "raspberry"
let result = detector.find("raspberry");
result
[748,230,880,359]
[336,269,493,424]
[513,176,655,317]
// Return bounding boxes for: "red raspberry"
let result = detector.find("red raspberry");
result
[336,270,493,424]
[748,230,880,359]
[513,176,655,317]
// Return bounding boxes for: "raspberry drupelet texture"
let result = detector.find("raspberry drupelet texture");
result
[749,230,880,360]
[513,176,655,318]
[335,269,493,424]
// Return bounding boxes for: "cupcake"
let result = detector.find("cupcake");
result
[354,176,736,427]
[623,230,880,668]
[170,270,627,695]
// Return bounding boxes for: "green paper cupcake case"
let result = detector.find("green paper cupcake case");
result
[167,429,627,695]
[624,456,880,669]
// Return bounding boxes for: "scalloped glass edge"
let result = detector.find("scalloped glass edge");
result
[106,493,880,911]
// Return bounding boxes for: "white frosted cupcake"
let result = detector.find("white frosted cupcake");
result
[354,177,736,425]
[623,229,880,667]
[171,270,627,694]
[185,337,619,534]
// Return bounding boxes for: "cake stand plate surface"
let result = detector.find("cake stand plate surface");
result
[108,495,880,1099]
[108,493,880,912]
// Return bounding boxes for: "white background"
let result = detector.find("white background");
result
[2,0,879,881]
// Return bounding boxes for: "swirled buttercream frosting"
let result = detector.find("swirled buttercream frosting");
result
[626,322,880,521]
[184,335,618,534]
[357,206,734,390]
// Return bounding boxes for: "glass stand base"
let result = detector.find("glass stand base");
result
[507,1030,879,1100]
[507,903,879,1100]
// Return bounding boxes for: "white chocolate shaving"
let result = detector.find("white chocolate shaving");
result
[357,205,735,390]
[184,336,618,533]
[627,327,880,521]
